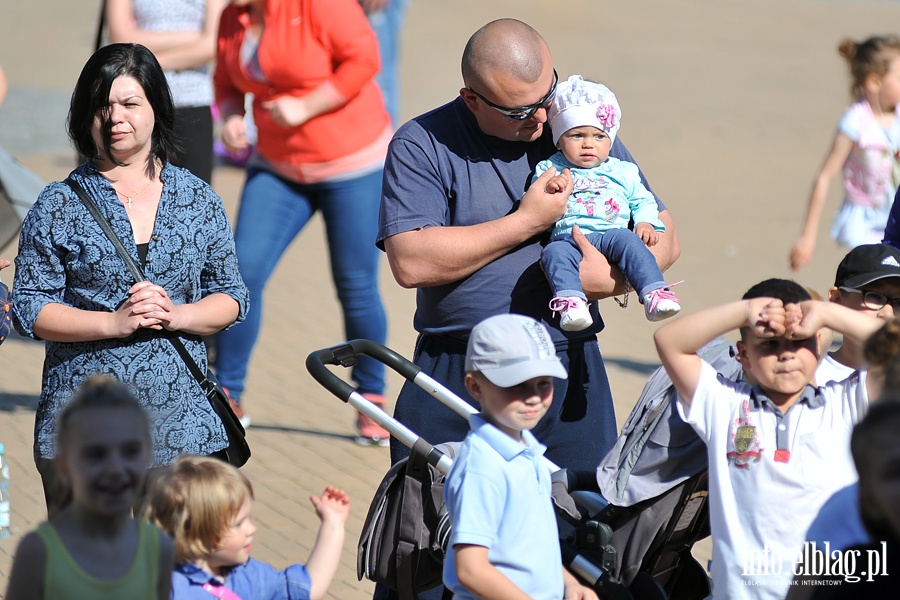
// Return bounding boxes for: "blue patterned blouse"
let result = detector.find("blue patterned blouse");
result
[13,161,249,465]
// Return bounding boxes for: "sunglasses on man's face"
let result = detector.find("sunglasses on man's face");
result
[468,69,559,121]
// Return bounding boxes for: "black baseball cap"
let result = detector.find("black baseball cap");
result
[834,244,900,288]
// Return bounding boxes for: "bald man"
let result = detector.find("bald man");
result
[377,19,680,472]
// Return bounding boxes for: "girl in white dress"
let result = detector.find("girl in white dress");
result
[790,35,900,271]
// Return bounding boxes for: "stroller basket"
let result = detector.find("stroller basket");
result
[306,339,711,600]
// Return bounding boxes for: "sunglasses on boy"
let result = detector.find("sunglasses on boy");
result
[468,69,559,121]
[839,286,900,311]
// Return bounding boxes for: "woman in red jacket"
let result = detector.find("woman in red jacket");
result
[214,0,391,444]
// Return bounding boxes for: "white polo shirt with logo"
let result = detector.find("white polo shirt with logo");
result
[679,361,867,600]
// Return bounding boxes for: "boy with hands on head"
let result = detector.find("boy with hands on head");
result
[653,280,885,600]
[443,313,598,600]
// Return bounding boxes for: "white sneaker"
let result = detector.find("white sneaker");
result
[643,284,682,322]
[354,393,391,447]
[223,387,251,428]
[549,296,593,331]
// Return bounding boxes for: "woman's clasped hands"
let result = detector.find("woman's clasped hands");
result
[115,280,182,336]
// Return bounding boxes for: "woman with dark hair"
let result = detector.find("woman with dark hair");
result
[12,43,249,516]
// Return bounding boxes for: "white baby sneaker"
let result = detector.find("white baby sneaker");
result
[643,284,682,322]
[549,296,593,331]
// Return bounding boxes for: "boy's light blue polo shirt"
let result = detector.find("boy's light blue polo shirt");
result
[443,414,564,599]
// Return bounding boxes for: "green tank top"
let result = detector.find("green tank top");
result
[37,520,161,600]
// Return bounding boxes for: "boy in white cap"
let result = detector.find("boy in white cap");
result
[538,75,680,330]
[442,313,598,600]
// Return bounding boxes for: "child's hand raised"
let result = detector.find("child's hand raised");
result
[520,167,570,230]
[746,297,786,337]
[783,300,824,340]
[306,486,350,599]
[310,485,350,525]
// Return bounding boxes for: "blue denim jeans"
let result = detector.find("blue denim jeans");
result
[541,228,666,300]
[215,167,387,400]
[366,0,409,126]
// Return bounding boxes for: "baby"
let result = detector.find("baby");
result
[538,75,680,330]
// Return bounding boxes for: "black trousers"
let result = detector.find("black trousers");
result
[171,105,214,185]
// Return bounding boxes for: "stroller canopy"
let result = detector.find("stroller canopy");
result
[0,144,44,250]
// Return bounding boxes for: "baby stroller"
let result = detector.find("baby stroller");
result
[590,340,740,598]
[307,339,725,600]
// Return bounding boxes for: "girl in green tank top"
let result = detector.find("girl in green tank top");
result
[4,376,175,599]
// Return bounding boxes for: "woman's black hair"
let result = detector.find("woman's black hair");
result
[67,43,179,177]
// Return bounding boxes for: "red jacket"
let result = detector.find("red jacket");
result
[215,0,389,166]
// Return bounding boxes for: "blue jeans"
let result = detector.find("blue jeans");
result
[541,228,666,300]
[366,0,409,126]
[215,167,387,400]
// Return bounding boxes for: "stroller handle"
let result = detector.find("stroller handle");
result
[307,339,481,425]
[306,340,453,472]
[306,340,606,515]
[306,339,422,402]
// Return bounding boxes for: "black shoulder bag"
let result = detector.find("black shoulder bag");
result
[65,177,250,467]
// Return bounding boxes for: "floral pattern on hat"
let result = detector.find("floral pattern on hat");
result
[596,104,619,131]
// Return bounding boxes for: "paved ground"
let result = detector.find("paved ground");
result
[3,0,900,598]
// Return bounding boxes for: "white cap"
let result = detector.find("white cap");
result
[549,74,621,146]
[465,314,568,387]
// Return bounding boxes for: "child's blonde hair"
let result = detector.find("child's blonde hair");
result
[143,455,254,563]
[55,375,150,451]
[839,35,900,99]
